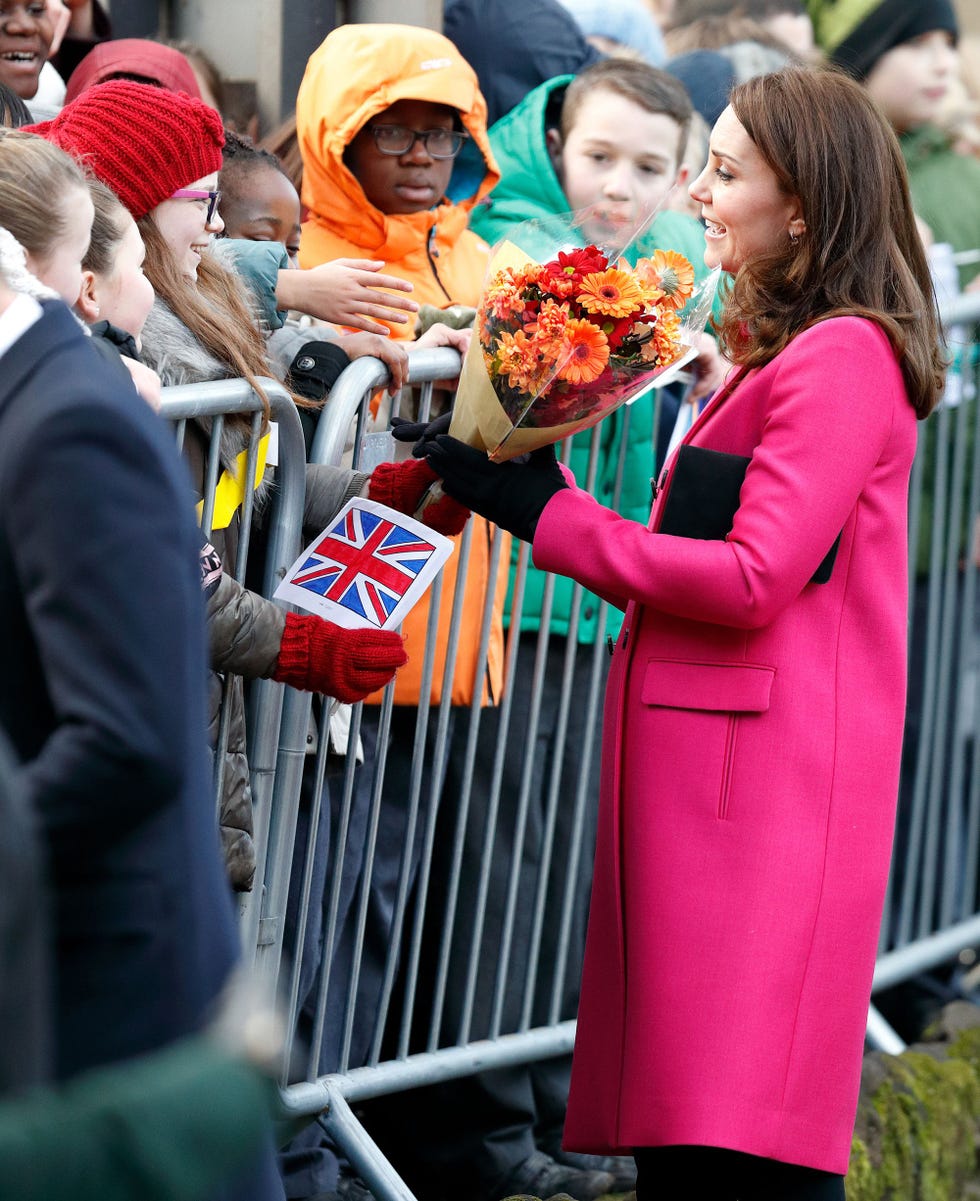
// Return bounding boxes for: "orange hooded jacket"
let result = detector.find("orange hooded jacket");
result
[296,25,508,707]
[296,23,500,329]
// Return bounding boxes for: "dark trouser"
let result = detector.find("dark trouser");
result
[369,632,605,1196]
[634,1146,846,1201]
[219,1135,288,1201]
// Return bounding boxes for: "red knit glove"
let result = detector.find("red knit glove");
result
[367,457,470,536]
[272,612,408,702]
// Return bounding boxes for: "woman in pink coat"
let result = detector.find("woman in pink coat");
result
[424,67,945,1199]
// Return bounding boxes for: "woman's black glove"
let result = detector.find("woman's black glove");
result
[424,436,567,543]
[390,411,452,456]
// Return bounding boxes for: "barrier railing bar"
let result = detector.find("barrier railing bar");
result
[489,575,557,1040]
[280,704,331,1083]
[158,380,305,966]
[392,570,448,1061]
[414,523,478,1047]
[282,1021,579,1112]
[457,546,530,1048]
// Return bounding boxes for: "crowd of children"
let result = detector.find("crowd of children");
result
[0,0,978,1199]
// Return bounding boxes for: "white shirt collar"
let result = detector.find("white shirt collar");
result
[0,292,43,363]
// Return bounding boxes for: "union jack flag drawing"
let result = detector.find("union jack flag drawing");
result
[290,505,438,627]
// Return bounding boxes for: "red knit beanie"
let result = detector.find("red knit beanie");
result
[24,80,225,220]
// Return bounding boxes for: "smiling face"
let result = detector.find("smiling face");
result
[26,184,94,304]
[149,172,224,281]
[866,30,958,133]
[345,98,457,216]
[219,165,302,265]
[549,87,683,243]
[0,0,54,99]
[688,105,803,275]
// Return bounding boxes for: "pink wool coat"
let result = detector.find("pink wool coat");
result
[533,316,918,1174]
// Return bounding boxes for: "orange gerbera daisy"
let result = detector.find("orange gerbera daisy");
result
[635,250,695,310]
[577,268,645,318]
[557,318,609,384]
[495,328,531,377]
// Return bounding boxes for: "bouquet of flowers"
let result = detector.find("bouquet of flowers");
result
[448,218,720,462]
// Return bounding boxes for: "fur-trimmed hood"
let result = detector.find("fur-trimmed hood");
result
[140,294,275,484]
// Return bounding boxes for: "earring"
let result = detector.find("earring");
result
[789,230,799,245]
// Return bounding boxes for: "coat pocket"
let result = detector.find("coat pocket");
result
[641,659,775,820]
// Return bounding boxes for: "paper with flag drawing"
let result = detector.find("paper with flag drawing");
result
[274,497,454,631]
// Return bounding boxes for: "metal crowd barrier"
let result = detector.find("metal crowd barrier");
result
[166,299,980,1198]
[869,291,980,1050]
[156,378,307,957]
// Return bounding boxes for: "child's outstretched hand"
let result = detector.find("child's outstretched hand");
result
[278,259,419,333]
[272,613,408,702]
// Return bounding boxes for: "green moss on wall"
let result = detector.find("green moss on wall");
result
[845,1013,980,1201]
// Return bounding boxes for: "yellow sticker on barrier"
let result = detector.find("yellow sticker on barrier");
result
[196,433,270,531]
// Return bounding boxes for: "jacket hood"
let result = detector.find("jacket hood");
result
[473,73,572,241]
[296,23,500,260]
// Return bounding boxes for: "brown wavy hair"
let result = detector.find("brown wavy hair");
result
[718,66,944,420]
[136,214,275,419]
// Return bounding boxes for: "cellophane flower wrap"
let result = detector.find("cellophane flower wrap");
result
[449,210,720,461]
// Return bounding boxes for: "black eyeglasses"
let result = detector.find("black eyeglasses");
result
[366,124,469,160]
[170,188,221,224]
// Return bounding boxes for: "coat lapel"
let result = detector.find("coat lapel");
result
[684,364,751,446]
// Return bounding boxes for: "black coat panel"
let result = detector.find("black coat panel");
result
[0,301,240,1079]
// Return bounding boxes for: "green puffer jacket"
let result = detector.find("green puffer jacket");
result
[0,1037,276,1201]
[901,124,980,292]
[470,73,718,643]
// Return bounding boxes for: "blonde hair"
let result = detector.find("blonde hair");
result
[0,129,90,262]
